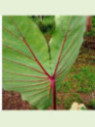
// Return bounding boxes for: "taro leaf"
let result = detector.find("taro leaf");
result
[50,16,86,83]
[3,16,86,109]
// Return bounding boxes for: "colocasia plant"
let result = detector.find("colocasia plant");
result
[3,16,86,109]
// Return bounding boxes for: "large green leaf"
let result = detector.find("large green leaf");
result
[50,16,86,84]
[3,16,86,109]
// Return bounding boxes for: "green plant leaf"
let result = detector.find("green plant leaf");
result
[3,16,86,109]
[49,16,86,83]
[3,16,51,109]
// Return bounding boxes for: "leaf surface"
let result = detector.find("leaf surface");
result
[3,16,86,109]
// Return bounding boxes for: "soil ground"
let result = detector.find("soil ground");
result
[3,90,31,110]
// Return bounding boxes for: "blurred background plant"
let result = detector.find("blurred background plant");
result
[31,16,55,42]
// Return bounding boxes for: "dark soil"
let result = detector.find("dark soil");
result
[84,36,95,49]
[3,89,31,110]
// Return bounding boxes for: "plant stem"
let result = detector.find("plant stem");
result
[51,77,56,109]
[60,84,63,109]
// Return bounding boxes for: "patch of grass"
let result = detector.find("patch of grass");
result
[61,47,95,109]
[62,81,73,93]
[87,99,95,109]
[63,48,95,94]
[73,67,95,93]
[56,98,61,105]
[63,94,83,109]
